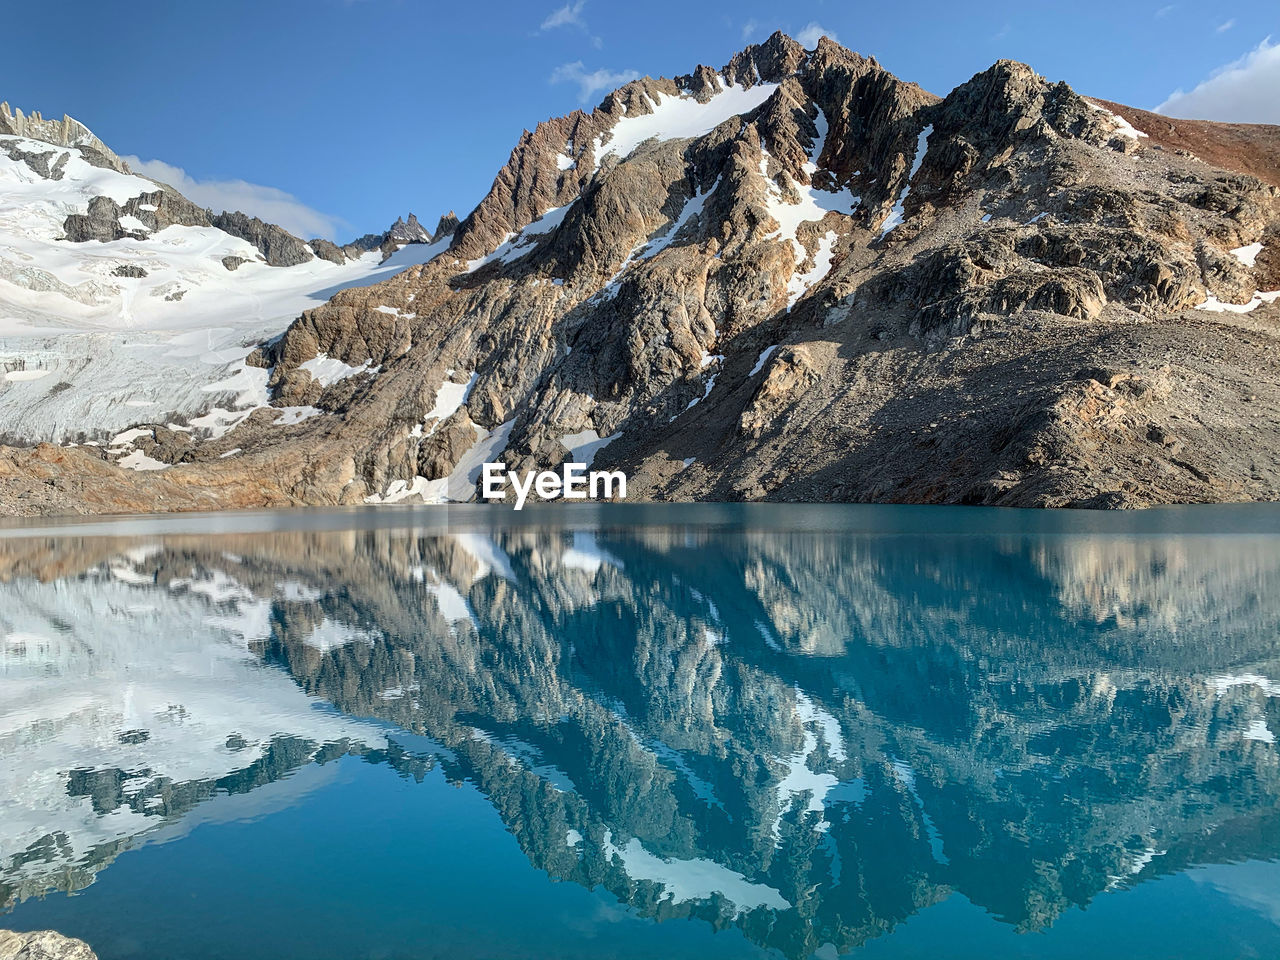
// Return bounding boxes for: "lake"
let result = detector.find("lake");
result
[2,504,1278,959]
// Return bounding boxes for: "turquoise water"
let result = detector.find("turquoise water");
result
[1,504,1278,959]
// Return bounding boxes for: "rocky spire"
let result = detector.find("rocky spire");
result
[433,211,459,242]
[0,101,129,173]
[387,213,432,244]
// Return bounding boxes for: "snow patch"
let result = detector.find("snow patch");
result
[426,579,476,627]
[1084,99,1149,140]
[116,450,168,472]
[759,107,859,296]
[787,231,838,308]
[593,81,780,168]
[303,618,378,653]
[299,354,378,387]
[423,371,477,425]
[560,428,621,466]
[879,124,932,237]
[636,177,720,260]
[3,368,52,382]
[1196,290,1280,313]
[1231,242,1264,267]
[749,345,778,376]
[366,419,516,505]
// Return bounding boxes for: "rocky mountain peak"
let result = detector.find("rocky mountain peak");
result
[0,100,128,173]
[387,213,432,244]
[448,33,943,265]
[433,210,459,240]
[4,33,1280,516]
[722,30,807,86]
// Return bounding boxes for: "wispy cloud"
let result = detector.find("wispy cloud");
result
[550,61,640,103]
[539,1,603,49]
[540,0,586,30]
[741,18,759,41]
[123,156,345,240]
[1217,18,1236,33]
[795,22,838,48]
[992,22,1012,41]
[1155,4,1176,18]
[1155,36,1280,123]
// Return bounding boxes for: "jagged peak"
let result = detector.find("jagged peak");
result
[443,35,1158,268]
[930,58,1115,149]
[0,100,129,173]
[387,213,432,244]
[433,211,459,241]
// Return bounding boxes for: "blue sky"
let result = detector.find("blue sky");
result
[2,1,1277,242]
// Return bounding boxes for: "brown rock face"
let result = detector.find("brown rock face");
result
[5,32,1280,515]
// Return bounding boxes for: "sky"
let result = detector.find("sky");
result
[2,1,1277,243]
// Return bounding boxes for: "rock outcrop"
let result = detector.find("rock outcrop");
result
[0,931,96,960]
[209,211,313,267]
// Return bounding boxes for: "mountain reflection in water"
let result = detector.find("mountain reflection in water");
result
[1,506,1279,960]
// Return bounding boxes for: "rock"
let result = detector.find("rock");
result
[739,346,819,439]
[308,239,347,265]
[62,196,126,242]
[338,213,453,264]
[1196,239,1259,305]
[915,268,1107,336]
[387,214,432,244]
[0,139,70,180]
[417,409,478,479]
[221,255,249,271]
[111,264,146,278]
[209,211,313,267]
[0,930,97,960]
[433,211,459,240]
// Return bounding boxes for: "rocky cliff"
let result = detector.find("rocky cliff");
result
[3,32,1279,514]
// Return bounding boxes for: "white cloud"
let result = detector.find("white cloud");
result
[550,61,640,102]
[541,0,586,31]
[1155,4,1176,17]
[795,22,838,48]
[539,1,602,48]
[1217,18,1236,33]
[741,18,759,41]
[122,156,345,239]
[1154,37,1280,123]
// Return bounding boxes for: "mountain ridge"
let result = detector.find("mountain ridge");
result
[1,32,1279,514]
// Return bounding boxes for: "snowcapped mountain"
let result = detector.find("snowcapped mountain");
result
[0,101,451,442]
[1,33,1279,513]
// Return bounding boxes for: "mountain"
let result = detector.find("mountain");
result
[2,33,1279,514]
[0,99,449,446]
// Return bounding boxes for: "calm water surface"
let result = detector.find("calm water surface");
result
[2,504,1279,959]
